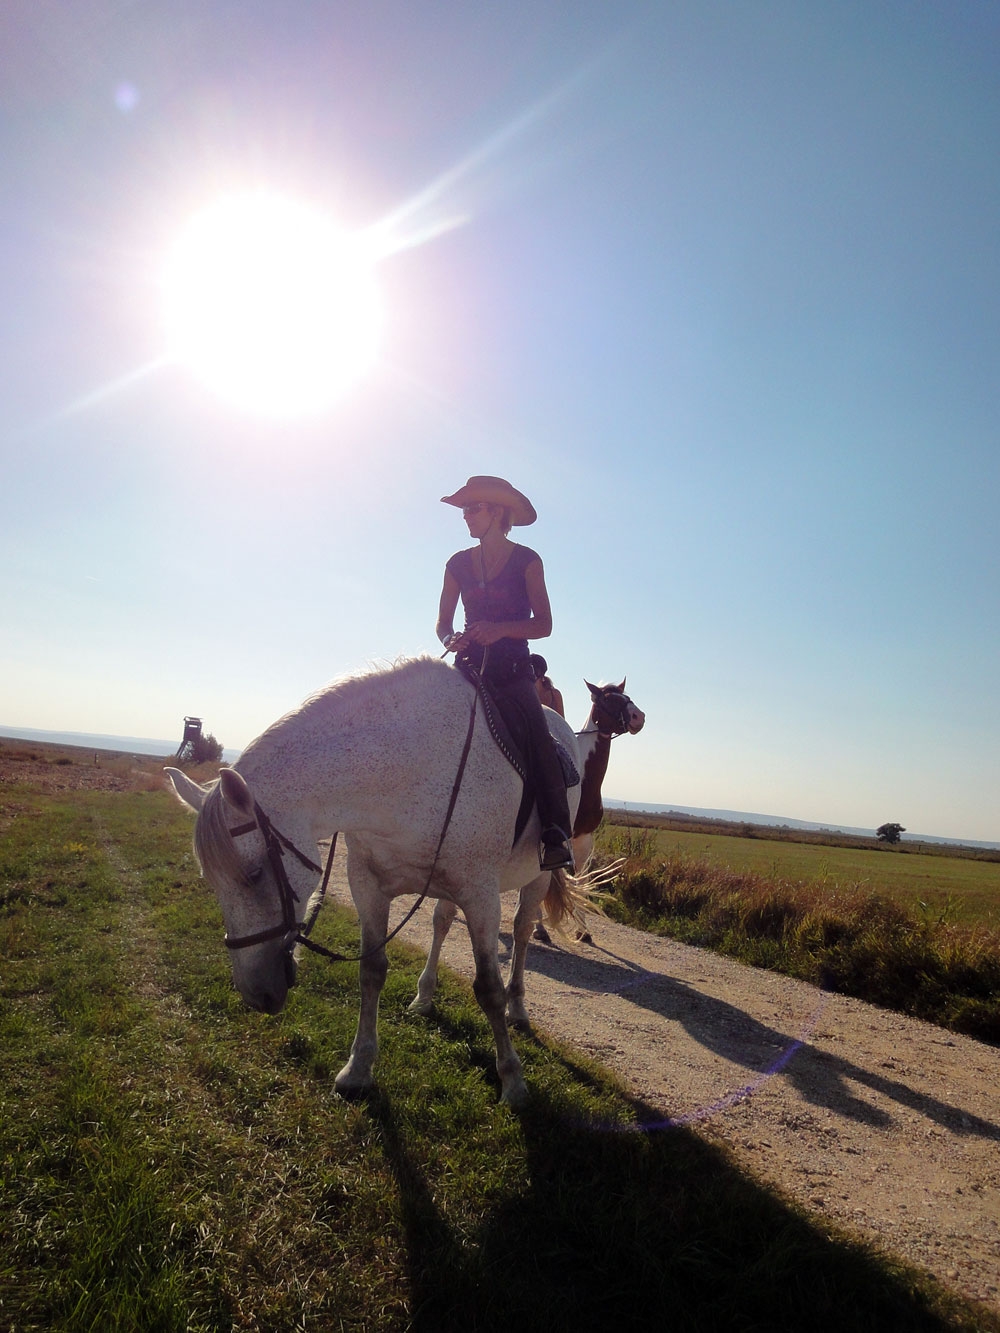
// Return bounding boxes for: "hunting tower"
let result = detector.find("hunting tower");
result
[175,716,203,761]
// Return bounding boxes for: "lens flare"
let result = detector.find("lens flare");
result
[162,193,382,417]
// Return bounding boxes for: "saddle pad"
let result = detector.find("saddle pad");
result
[456,662,579,788]
[454,661,579,846]
[554,740,580,789]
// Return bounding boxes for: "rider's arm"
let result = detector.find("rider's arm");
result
[436,569,462,647]
[522,556,553,639]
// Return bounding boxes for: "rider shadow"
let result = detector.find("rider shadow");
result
[521,941,1000,1139]
[361,1076,633,1329]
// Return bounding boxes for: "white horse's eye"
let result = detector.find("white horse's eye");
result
[247,866,264,885]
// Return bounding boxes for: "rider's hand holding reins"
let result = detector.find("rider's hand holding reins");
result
[440,630,468,656]
[462,620,510,646]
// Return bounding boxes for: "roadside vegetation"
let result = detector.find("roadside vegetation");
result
[596,816,1000,1045]
[3,770,999,1331]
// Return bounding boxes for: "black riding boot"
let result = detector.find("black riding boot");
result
[537,782,574,872]
[492,672,575,872]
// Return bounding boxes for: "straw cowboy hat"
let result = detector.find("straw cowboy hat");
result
[440,476,536,526]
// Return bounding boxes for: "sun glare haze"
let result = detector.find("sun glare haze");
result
[161,193,382,417]
[2,2,999,844]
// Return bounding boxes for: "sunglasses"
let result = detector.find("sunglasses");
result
[462,502,490,517]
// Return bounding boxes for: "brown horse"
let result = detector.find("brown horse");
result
[574,679,646,853]
[534,679,646,944]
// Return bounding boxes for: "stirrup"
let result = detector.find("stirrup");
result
[539,834,574,872]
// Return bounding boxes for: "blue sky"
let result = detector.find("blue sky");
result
[2,1,998,841]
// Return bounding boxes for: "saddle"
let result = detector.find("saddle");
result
[454,660,579,846]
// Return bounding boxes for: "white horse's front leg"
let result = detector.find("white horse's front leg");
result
[508,874,549,1028]
[409,897,458,1016]
[464,889,528,1108]
[335,878,391,1099]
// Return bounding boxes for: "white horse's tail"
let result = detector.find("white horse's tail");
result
[540,856,625,942]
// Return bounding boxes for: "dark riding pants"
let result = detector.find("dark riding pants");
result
[492,674,573,840]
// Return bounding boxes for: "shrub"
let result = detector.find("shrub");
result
[188,732,223,764]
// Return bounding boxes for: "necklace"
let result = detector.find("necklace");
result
[477,543,511,588]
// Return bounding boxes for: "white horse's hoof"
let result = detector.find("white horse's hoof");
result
[408,996,433,1017]
[500,1080,530,1110]
[334,1065,373,1100]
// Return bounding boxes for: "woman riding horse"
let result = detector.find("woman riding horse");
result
[436,475,575,871]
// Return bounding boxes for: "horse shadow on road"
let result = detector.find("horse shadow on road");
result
[515,936,1000,1140]
[360,1029,986,1333]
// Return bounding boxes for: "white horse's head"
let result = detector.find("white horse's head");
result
[165,766,307,1015]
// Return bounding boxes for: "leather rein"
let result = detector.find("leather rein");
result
[222,685,479,966]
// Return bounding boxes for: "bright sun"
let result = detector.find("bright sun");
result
[162,193,382,417]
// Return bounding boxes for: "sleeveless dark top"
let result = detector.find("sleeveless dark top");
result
[446,543,539,680]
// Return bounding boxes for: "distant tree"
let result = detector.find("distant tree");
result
[876,822,905,844]
[189,731,223,764]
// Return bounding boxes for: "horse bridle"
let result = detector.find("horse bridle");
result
[224,805,443,972]
[591,691,636,741]
[224,803,341,958]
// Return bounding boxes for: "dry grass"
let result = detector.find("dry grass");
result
[0,737,222,797]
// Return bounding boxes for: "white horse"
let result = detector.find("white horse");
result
[166,656,588,1108]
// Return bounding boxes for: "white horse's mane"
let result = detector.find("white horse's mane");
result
[301,654,450,715]
[193,777,243,890]
[242,655,452,759]
[196,657,457,885]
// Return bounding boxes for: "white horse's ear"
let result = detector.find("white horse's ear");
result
[165,766,207,812]
[219,767,255,818]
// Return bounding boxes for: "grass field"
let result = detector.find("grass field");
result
[603,815,1000,929]
[3,776,999,1331]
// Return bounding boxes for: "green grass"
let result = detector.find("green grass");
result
[2,783,999,1331]
[603,819,1000,928]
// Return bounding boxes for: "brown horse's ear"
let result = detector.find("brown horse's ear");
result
[220,768,255,818]
[584,680,601,697]
[614,678,626,693]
